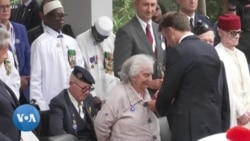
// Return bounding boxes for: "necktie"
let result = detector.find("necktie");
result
[146,24,153,47]
[190,18,194,30]
[77,102,84,119]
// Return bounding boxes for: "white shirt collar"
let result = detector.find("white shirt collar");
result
[45,25,63,38]
[179,32,194,43]
[136,15,153,33]
[180,11,195,25]
[68,89,83,109]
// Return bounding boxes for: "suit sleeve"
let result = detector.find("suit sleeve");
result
[21,25,31,76]
[220,62,230,131]
[114,28,133,77]
[49,98,67,135]
[0,132,11,141]
[156,48,185,116]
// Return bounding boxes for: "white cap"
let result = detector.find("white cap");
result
[94,16,113,36]
[43,0,63,15]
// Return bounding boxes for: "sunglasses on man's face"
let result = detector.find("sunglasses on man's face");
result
[227,31,242,37]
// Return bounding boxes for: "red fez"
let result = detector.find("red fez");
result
[218,14,241,31]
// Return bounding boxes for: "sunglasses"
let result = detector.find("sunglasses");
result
[227,31,242,37]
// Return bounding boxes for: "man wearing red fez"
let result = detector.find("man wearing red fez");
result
[215,14,250,129]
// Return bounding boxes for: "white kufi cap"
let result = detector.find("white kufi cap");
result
[94,16,113,36]
[43,0,63,15]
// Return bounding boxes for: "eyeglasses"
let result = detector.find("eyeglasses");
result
[227,31,242,37]
[0,5,10,11]
[74,82,94,92]
[49,13,68,18]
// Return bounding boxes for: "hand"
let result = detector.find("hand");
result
[152,90,159,100]
[93,96,102,110]
[237,113,250,126]
[145,100,156,113]
[20,76,30,92]
[148,79,163,90]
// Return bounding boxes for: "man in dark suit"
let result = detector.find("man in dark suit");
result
[114,0,166,95]
[176,0,212,31]
[0,27,20,141]
[147,12,230,141]
[11,0,41,30]
[49,66,97,141]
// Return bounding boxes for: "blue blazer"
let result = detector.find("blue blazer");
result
[11,22,31,76]
[11,22,31,101]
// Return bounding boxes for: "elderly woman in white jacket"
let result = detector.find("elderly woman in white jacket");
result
[94,54,160,141]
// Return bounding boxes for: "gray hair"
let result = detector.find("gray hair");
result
[0,24,10,49]
[118,54,155,83]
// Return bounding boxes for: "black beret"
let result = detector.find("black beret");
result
[72,66,95,84]
[193,20,211,35]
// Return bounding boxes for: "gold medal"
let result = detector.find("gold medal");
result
[91,64,94,69]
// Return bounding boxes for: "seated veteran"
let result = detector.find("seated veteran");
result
[49,66,97,141]
[94,54,160,141]
[193,20,215,46]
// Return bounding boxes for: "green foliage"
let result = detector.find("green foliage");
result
[112,0,223,32]
[10,0,19,5]
[113,0,135,33]
[206,0,223,23]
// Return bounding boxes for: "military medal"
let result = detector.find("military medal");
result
[4,58,11,76]
[130,106,135,112]
[89,56,96,69]
[68,49,76,68]
[95,55,98,64]
[104,52,114,74]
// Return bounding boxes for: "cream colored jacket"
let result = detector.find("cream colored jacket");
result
[94,82,160,141]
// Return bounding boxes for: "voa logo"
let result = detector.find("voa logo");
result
[17,113,37,122]
[12,104,40,131]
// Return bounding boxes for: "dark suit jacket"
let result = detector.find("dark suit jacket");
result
[0,80,20,141]
[114,16,166,79]
[194,14,213,28]
[156,35,230,141]
[10,0,41,30]
[27,24,43,45]
[49,89,97,140]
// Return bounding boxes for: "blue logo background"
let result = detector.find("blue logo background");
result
[12,104,40,131]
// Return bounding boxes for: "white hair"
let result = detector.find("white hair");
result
[118,54,155,83]
[0,24,9,49]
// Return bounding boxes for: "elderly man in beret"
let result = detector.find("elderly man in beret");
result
[49,66,97,141]
[30,0,84,110]
[76,16,119,102]
[215,14,250,128]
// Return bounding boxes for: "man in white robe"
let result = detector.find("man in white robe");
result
[30,0,84,110]
[215,14,250,128]
[76,16,119,100]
